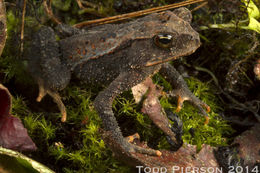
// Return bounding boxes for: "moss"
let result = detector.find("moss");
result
[111,73,234,153]
[10,85,131,172]
[0,11,34,85]
[12,75,231,171]
[157,76,234,150]
[52,0,72,11]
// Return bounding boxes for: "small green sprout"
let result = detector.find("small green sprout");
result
[38,118,56,141]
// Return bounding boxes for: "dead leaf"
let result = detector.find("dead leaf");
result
[0,84,37,151]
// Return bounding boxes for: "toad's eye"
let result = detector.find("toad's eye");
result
[153,33,174,49]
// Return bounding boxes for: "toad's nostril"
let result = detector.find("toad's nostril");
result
[189,34,200,45]
[195,38,200,45]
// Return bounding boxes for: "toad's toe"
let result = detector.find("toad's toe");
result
[125,133,140,143]
[36,78,67,122]
[121,138,161,156]
[169,89,210,124]
[130,144,162,156]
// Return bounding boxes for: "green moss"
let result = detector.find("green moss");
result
[10,85,131,172]
[158,76,234,150]
[6,11,19,34]
[111,74,234,152]
[52,0,72,11]
[0,11,34,85]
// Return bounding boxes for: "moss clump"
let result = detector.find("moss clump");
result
[170,77,234,150]
[121,74,234,151]
[11,85,132,172]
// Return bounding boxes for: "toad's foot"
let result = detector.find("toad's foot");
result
[126,133,140,143]
[160,63,210,124]
[36,79,67,122]
[126,141,162,156]
[169,88,210,124]
[28,26,70,122]
[103,130,161,156]
[125,133,162,155]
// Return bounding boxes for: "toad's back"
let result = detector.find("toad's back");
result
[59,11,179,71]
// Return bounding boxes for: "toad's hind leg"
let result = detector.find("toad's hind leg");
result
[94,70,161,156]
[28,26,71,122]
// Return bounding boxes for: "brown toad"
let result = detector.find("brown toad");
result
[28,7,210,156]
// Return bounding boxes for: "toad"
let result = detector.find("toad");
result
[28,7,210,156]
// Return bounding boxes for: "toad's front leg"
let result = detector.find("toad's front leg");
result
[159,63,210,124]
[94,70,161,156]
[28,26,71,122]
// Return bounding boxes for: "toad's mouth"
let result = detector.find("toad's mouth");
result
[145,49,197,67]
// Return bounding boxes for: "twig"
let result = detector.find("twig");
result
[76,0,84,9]
[20,0,27,54]
[76,0,97,9]
[43,0,61,24]
[74,0,206,28]
[0,0,7,56]
[228,33,259,75]
[191,1,208,12]
[224,91,260,122]
[191,65,260,123]
[80,0,97,8]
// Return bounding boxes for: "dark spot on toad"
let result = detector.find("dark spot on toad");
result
[82,49,86,55]
[100,37,106,42]
[176,34,194,49]
[76,48,81,54]
[0,22,5,41]
[85,48,89,54]
[159,12,171,23]
[91,44,96,50]
[100,33,116,42]
[107,32,117,38]
[0,22,4,30]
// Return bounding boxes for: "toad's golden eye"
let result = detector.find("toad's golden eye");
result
[153,33,173,49]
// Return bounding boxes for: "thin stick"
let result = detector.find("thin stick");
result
[191,1,208,12]
[20,0,27,53]
[74,0,206,28]
[80,0,97,8]
[43,0,61,24]
[228,33,259,79]
[0,0,7,56]
[76,0,84,9]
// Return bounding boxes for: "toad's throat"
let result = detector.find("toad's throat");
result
[145,57,177,66]
[145,50,197,67]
